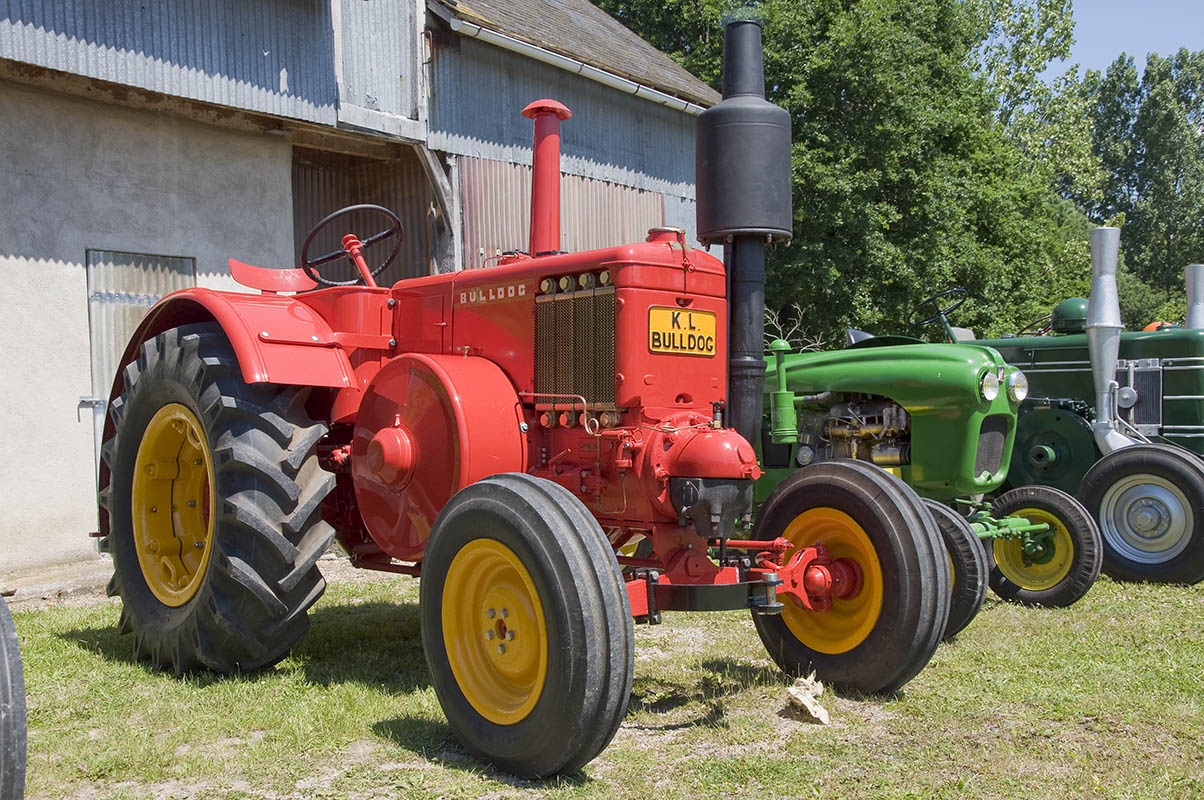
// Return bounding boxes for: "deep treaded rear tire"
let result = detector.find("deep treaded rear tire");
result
[420,473,634,778]
[0,598,25,800]
[752,461,950,695]
[987,485,1101,607]
[923,500,988,640]
[100,323,336,674]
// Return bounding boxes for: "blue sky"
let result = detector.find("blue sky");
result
[1051,0,1203,76]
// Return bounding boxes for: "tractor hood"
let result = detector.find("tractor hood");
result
[767,343,1015,415]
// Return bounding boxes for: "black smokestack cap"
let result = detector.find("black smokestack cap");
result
[696,18,792,243]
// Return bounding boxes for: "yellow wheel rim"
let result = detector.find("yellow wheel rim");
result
[993,508,1073,591]
[780,508,884,655]
[442,539,548,725]
[131,403,216,607]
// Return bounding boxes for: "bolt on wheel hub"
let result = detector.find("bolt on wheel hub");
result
[443,540,548,725]
[131,403,216,607]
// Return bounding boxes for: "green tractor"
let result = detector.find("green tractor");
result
[758,333,1103,642]
[922,228,1204,585]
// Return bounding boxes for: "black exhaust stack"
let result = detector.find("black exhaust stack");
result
[696,17,792,450]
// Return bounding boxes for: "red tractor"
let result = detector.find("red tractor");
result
[96,21,949,776]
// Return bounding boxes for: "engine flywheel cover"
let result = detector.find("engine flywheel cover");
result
[1006,406,1098,494]
[352,353,527,561]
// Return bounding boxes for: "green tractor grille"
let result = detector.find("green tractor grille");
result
[975,415,1010,476]
[534,287,616,408]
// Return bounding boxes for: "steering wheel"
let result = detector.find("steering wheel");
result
[299,204,404,286]
[909,287,968,327]
[1017,313,1053,337]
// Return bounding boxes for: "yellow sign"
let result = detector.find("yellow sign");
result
[648,307,717,356]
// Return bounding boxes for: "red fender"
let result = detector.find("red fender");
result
[105,288,357,403]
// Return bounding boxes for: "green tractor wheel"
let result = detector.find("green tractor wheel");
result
[985,485,1102,607]
[751,461,949,695]
[1077,444,1204,585]
[419,473,634,778]
[922,500,988,640]
[100,323,336,673]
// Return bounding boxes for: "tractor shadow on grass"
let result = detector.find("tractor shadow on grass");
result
[370,717,592,789]
[623,657,784,732]
[58,600,432,694]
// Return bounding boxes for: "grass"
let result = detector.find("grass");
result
[13,570,1204,799]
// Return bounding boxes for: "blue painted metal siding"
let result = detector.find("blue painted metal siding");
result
[338,0,416,119]
[0,0,338,124]
[429,37,697,201]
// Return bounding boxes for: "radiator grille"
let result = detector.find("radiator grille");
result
[535,287,616,407]
[1117,363,1163,427]
[974,415,1009,476]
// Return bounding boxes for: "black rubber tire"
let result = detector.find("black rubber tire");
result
[0,599,25,800]
[1077,444,1204,584]
[986,485,1102,606]
[922,500,988,640]
[751,460,950,695]
[100,323,336,673]
[419,473,634,778]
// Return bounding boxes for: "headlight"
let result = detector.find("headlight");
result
[980,370,1000,402]
[1007,370,1029,403]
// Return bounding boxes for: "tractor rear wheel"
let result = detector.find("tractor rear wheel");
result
[100,323,336,673]
[986,485,1101,606]
[751,461,950,695]
[1,598,25,800]
[419,473,634,778]
[1077,444,1204,584]
[922,500,987,640]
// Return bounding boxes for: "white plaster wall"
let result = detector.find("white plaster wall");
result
[0,80,294,576]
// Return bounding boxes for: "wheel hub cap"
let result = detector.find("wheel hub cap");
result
[442,539,548,725]
[1100,475,1191,563]
[131,404,215,606]
[778,508,883,655]
[994,508,1073,591]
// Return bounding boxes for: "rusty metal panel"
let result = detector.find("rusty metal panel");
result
[0,0,337,124]
[292,148,434,281]
[458,155,664,269]
[338,0,416,120]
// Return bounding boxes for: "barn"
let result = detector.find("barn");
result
[0,0,718,573]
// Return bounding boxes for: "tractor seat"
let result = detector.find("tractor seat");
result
[845,328,874,346]
[229,258,318,294]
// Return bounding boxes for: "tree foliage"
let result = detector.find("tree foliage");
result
[596,0,1086,342]
[1082,50,1204,307]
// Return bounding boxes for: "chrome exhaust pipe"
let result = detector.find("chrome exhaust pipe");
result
[1186,264,1204,329]
[1086,227,1140,453]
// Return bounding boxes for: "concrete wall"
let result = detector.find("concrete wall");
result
[0,79,294,575]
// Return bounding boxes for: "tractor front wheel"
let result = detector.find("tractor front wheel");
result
[420,473,634,778]
[1,598,26,800]
[100,323,336,673]
[1077,444,1204,584]
[751,461,950,695]
[922,500,987,640]
[986,485,1101,606]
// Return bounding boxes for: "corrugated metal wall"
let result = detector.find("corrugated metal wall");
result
[292,147,435,282]
[459,155,664,269]
[86,251,197,402]
[338,0,416,120]
[0,0,338,124]
[429,37,697,199]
